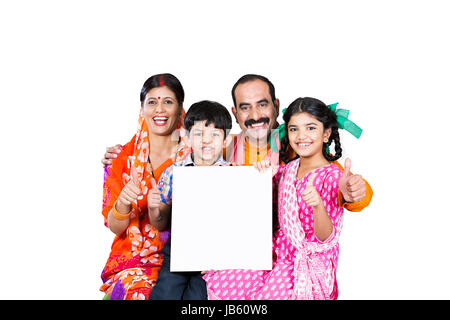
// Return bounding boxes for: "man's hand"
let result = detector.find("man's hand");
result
[102,144,122,167]
[338,158,366,203]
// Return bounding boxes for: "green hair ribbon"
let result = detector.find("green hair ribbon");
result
[269,103,363,154]
[268,108,287,152]
[325,102,363,154]
[327,102,363,138]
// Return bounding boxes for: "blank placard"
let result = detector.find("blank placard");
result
[170,166,273,272]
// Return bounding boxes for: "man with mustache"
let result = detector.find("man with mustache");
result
[225,74,280,166]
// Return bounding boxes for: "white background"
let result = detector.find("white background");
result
[0,0,449,299]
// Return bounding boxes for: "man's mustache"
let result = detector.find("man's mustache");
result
[244,117,270,128]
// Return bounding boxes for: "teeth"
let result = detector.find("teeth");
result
[250,123,265,128]
[298,143,311,147]
[153,117,168,125]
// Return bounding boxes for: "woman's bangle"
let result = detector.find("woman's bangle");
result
[112,201,132,220]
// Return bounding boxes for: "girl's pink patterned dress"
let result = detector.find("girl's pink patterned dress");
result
[203,159,343,300]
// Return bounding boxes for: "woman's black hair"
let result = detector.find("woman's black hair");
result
[184,100,232,136]
[140,73,185,106]
[280,97,342,164]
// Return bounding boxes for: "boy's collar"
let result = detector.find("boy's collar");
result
[183,153,195,166]
[183,153,226,166]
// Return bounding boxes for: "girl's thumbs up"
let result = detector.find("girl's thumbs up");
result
[306,172,318,188]
[302,172,322,208]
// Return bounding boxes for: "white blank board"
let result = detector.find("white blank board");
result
[170,166,273,272]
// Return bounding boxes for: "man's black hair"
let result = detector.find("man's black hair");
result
[231,74,276,107]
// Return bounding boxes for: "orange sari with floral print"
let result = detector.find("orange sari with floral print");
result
[100,111,190,300]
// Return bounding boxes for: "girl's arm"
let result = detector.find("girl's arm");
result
[311,203,334,242]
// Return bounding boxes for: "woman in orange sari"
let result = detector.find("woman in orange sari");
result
[100,73,191,300]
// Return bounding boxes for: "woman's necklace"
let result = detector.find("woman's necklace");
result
[147,137,180,179]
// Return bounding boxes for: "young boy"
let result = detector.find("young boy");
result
[147,100,232,300]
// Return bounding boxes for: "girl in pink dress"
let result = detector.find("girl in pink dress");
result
[203,97,351,300]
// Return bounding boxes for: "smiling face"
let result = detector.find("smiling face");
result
[287,112,331,160]
[232,79,279,142]
[142,86,181,136]
[189,120,227,166]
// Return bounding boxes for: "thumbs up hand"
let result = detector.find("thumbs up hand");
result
[302,172,323,208]
[338,158,366,203]
[116,168,143,213]
[147,177,162,210]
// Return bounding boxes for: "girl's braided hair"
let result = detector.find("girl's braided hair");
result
[280,97,342,164]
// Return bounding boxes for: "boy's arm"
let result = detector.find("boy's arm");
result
[148,165,175,230]
[333,158,373,212]
[148,203,171,231]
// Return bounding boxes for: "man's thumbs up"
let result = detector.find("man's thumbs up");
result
[342,158,351,179]
[338,157,366,203]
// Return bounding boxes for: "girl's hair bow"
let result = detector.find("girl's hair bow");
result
[269,103,363,153]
